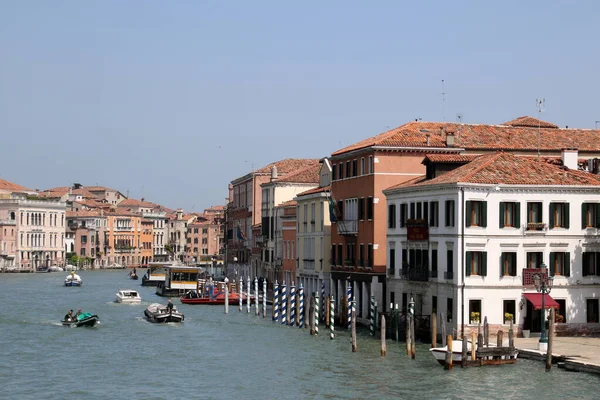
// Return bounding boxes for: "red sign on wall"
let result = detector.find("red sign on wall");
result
[407,219,429,241]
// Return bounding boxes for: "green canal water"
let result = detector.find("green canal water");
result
[1,270,598,400]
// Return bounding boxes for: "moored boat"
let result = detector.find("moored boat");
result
[115,289,142,303]
[48,266,64,272]
[144,303,184,323]
[181,289,250,305]
[64,272,82,286]
[62,313,99,327]
[429,340,518,365]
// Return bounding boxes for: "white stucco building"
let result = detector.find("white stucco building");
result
[384,152,600,338]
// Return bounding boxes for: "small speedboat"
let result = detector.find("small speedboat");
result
[64,273,82,286]
[144,303,184,323]
[430,340,472,365]
[115,289,142,303]
[48,266,64,272]
[62,312,99,327]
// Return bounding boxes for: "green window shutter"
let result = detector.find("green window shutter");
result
[515,202,521,227]
[549,203,555,228]
[595,204,600,228]
[500,253,505,277]
[564,203,570,228]
[499,202,505,228]
[549,253,556,276]
[564,252,570,277]
[466,252,472,276]
[582,203,587,229]
[481,201,488,227]
[465,201,472,227]
[481,252,487,276]
[596,253,600,276]
[583,253,589,277]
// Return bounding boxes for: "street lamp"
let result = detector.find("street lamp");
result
[533,265,554,351]
[233,256,238,278]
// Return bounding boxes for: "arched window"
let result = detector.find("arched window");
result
[10,211,15,220]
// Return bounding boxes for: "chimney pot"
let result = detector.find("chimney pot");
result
[446,132,455,147]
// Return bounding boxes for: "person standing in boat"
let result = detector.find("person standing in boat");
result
[64,310,74,322]
[166,300,174,313]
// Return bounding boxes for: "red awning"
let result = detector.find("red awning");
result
[523,293,560,310]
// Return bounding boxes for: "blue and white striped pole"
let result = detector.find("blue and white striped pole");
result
[289,283,296,326]
[247,277,251,313]
[330,295,335,340]
[273,281,279,322]
[369,295,375,336]
[254,277,259,316]
[298,283,304,328]
[281,281,287,325]
[347,283,352,330]
[239,277,243,312]
[262,278,267,319]
[315,293,319,335]
[321,282,326,323]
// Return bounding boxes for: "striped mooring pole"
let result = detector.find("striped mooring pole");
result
[330,295,335,340]
[298,283,304,328]
[262,278,267,319]
[239,277,243,312]
[281,281,287,325]
[273,281,279,322]
[347,283,352,330]
[254,277,259,316]
[314,293,319,335]
[289,283,296,326]
[320,282,326,322]
[247,278,251,313]
[369,295,376,336]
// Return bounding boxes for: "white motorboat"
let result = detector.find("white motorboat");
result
[64,264,77,271]
[115,289,142,303]
[430,340,471,365]
[48,266,64,272]
[64,272,82,286]
[144,303,184,323]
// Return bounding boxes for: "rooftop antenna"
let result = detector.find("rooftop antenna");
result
[457,113,463,142]
[536,98,545,158]
[595,121,600,129]
[441,80,446,122]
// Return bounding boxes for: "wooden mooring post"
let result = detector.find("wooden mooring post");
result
[547,308,555,371]
[405,314,411,356]
[431,312,437,349]
[461,335,468,368]
[440,312,447,346]
[497,330,504,347]
[444,335,453,370]
[471,330,476,361]
[484,316,489,347]
[410,313,416,359]
[509,321,514,348]
[381,315,387,356]
[351,307,357,352]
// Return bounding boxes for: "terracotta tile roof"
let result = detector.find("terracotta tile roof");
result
[386,152,600,191]
[254,158,320,175]
[423,154,479,164]
[276,200,298,208]
[74,199,111,209]
[332,117,600,156]
[0,178,33,193]
[71,187,100,199]
[66,210,103,218]
[117,198,158,208]
[296,185,331,197]
[272,164,320,184]
[503,116,558,129]
[38,187,70,198]
[85,186,120,192]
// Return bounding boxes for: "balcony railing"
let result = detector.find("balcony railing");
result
[337,219,358,235]
[522,267,548,286]
[116,226,133,231]
[444,270,454,280]
[400,267,429,282]
[431,270,438,278]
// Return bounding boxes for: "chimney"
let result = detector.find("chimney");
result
[271,166,278,181]
[141,197,144,202]
[561,148,578,170]
[426,133,430,146]
[446,132,455,147]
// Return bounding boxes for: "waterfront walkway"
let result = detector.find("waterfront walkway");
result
[514,336,600,375]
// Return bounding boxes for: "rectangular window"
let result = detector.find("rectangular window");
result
[416,202,422,219]
[367,244,373,267]
[358,198,365,220]
[423,202,429,225]
[526,252,544,269]
[429,201,439,227]
[499,202,520,228]
[582,252,600,276]
[556,299,567,323]
[81,236,87,244]
[388,204,396,229]
[337,244,343,266]
[469,299,481,324]
[432,296,438,313]
[582,203,600,228]
[402,292,407,312]
[338,163,344,180]
[360,158,365,175]
[400,204,407,227]
[352,160,357,177]
[409,203,415,219]
[501,252,517,277]
[465,251,487,276]
[446,250,453,279]
[368,156,374,174]
[332,164,337,181]
[346,161,351,178]
[550,252,571,277]
[503,300,516,324]
[389,248,395,271]
[359,244,364,266]
[431,249,438,277]
[527,202,543,223]
[445,200,455,227]
[447,298,453,322]
[549,202,570,228]
[367,197,373,220]
[465,200,487,227]
[587,299,599,323]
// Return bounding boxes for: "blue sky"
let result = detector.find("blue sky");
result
[1,1,599,211]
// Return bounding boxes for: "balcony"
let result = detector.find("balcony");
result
[431,270,439,278]
[444,270,454,280]
[400,267,429,282]
[337,219,358,235]
[524,222,547,235]
[116,226,133,231]
[522,267,548,286]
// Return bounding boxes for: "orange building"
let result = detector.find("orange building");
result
[141,218,153,267]
[106,211,143,267]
